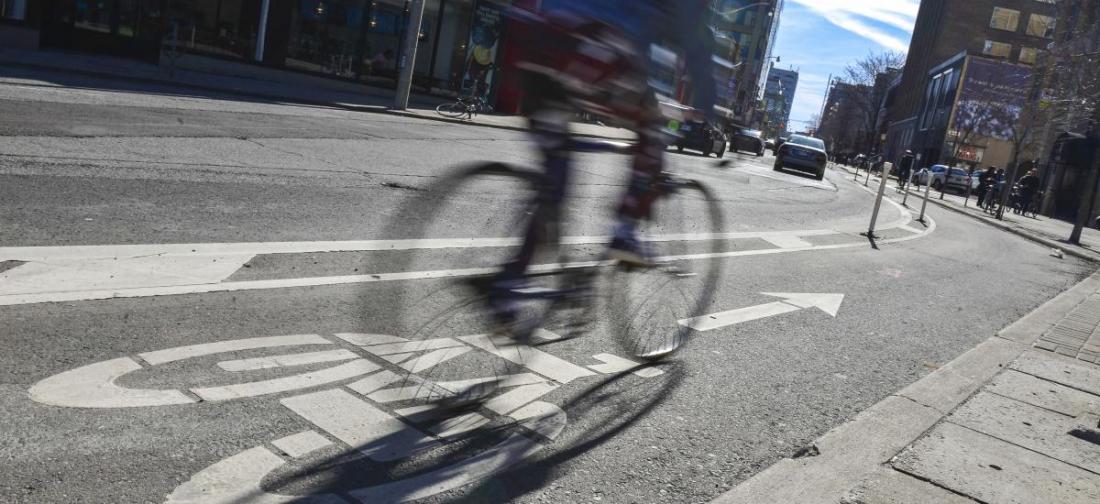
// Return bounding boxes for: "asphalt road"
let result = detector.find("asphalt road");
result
[0,69,1093,504]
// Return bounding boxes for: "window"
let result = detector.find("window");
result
[983,40,1012,58]
[1019,46,1040,65]
[1,0,27,20]
[990,7,1020,31]
[1026,14,1056,38]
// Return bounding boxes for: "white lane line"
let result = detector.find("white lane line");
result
[587,353,665,377]
[0,253,254,295]
[482,383,559,416]
[435,373,548,393]
[678,302,801,332]
[191,359,379,402]
[333,333,407,346]
[760,235,814,249]
[280,389,440,463]
[0,230,840,261]
[28,357,196,408]
[429,412,492,439]
[271,430,333,459]
[346,370,404,396]
[459,334,597,384]
[399,347,471,373]
[140,334,331,365]
[164,445,347,504]
[217,349,358,372]
[0,217,937,307]
[359,338,466,356]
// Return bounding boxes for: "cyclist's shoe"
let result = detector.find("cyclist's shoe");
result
[485,277,538,342]
[608,223,657,268]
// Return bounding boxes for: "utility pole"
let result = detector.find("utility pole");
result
[1069,122,1100,244]
[393,0,427,111]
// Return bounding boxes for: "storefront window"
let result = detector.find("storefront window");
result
[118,0,165,40]
[426,0,472,89]
[76,0,114,33]
[362,0,406,78]
[1,0,27,21]
[286,0,367,77]
[168,0,260,59]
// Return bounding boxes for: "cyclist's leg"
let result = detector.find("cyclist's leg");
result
[495,75,573,291]
[610,89,664,264]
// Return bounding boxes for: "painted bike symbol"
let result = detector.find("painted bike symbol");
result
[30,331,662,503]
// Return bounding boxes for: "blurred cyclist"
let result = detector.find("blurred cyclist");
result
[490,1,718,327]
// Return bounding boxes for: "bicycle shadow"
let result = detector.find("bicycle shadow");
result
[229,360,684,503]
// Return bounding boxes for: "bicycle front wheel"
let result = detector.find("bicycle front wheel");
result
[610,178,725,361]
[436,101,469,118]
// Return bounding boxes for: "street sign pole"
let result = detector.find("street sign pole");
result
[393,0,427,111]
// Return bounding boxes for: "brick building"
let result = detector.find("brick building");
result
[886,0,1057,167]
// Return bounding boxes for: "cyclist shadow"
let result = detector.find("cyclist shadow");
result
[245,360,684,503]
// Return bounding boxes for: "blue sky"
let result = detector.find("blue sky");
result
[770,0,918,131]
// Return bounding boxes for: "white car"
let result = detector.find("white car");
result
[911,165,979,193]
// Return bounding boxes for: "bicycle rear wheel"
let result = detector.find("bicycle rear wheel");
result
[610,178,725,360]
[436,101,469,118]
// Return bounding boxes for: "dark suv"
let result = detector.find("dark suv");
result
[674,119,727,157]
[730,128,765,156]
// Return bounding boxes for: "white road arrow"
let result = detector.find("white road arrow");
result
[677,292,845,332]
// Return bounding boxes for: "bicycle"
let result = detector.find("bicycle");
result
[435,95,493,120]
[375,142,726,368]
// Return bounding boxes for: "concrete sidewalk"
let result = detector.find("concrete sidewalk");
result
[837,164,1100,263]
[0,47,634,140]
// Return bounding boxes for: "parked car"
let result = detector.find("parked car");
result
[675,119,727,157]
[765,139,776,150]
[774,134,828,180]
[730,128,765,156]
[910,165,978,193]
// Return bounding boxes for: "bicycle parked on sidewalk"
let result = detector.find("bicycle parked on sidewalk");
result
[435,95,494,120]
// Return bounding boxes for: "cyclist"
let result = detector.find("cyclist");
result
[489,1,718,328]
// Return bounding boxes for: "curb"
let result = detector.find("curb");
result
[0,60,629,141]
[710,267,1100,504]
[832,165,1100,263]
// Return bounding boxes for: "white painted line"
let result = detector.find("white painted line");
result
[679,293,845,332]
[534,329,563,341]
[399,347,471,373]
[900,224,923,234]
[333,333,407,346]
[379,352,415,364]
[483,383,559,416]
[281,389,440,462]
[760,235,814,249]
[366,383,450,404]
[164,445,347,504]
[0,231,841,261]
[28,357,195,408]
[435,373,547,393]
[346,370,404,396]
[361,338,466,356]
[271,430,333,459]
[587,353,662,377]
[217,349,358,372]
[0,217,936,306]
[429,412,492,439]
[191,359,379,402]
[679,302,799,332]
[0,253,254,295]
[140,334,331,365]
[459,334,597,384]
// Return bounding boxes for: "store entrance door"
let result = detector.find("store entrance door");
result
[40,0,165,63]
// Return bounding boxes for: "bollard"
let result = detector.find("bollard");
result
[865,162,893,238]
[919,170,932,223]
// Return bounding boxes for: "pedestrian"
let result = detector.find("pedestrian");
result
[1015,169,1040,215]
[897,150,915,191]
[976,166,996,211]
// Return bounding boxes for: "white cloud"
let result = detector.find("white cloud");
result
[788,0,918,52]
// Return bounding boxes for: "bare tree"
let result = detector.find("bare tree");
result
[839,51,906,153]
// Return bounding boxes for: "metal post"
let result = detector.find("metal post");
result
[394,0,427,111]
[254,0,271,62]
[866,162,893,238]
[919,169,932,224]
